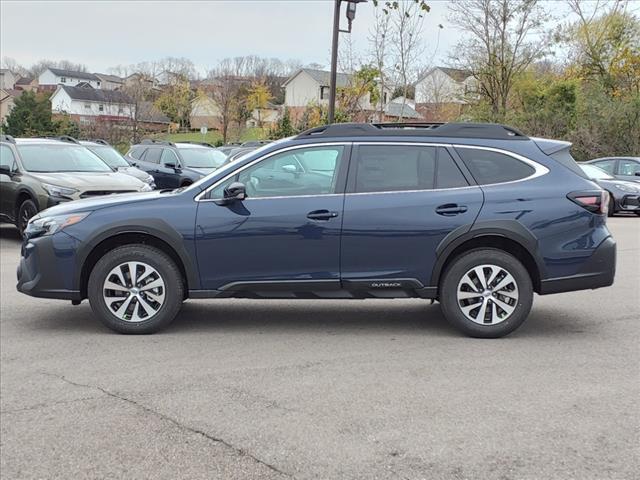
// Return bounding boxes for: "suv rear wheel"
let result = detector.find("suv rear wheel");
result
[440,249,533,338]
[88,245,184,334]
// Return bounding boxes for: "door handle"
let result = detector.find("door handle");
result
[307,209,339,221]
[435,204,468,216]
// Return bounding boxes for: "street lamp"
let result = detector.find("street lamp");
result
[328,0,367,124]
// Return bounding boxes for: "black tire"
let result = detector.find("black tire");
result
[180,181,192,187]
[17,199,38,236]
[87,244,184,334]
[439,249,533,338]
[607,192,615,217]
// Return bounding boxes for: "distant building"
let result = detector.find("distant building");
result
[382,97,423,121]
[414,67,475,121]
[190,94,222,130]
[0,88,22,125]
[38,68,102,89]
[246,102,282,128]
[136,101,172,132]
[14,77,38,92]
[95,73,124,90]
[50,84,134,124]
[0,69,17,90]
[282,68,392,122]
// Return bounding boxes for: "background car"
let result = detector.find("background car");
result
[585,157,640,183]
[579,163,640,216]
[125,140,227,189]
[0,134,151,234]
[80,139,156,189]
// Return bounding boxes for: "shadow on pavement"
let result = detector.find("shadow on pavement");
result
[0,225,22,245]
[25,298,596,339]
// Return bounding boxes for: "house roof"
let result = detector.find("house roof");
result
[418,67,473,84]
[15,77,34,85]
[283,68,351,88]
[0,88,23,100]
[47,68,99,81]
[94,73,124,83]
[137,101,171,124]
[57,85,133,104]
[384,101,423,119]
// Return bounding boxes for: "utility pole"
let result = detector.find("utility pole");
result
[328,0,366,124]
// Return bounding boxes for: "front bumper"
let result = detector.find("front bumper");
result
[616,194,640,212]
[16,232,82,301]
[539,236,616,295]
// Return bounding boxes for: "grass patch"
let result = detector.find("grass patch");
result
[158,127,268,146]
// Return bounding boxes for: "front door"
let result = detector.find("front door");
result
[195,144,349,291]
[340,144,484,288]
[0,144,19,221]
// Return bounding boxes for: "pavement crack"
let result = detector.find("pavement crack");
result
[39,371,294,479]
[1,396,101,414]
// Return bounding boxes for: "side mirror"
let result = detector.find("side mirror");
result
[634,171,640,177]
[0,165,14,176]
[164,162,180,171]
[214,181,246,206]
[281,164,298,174]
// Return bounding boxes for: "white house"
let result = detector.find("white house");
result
[94,73,124,90]
[50,85,134,123]
[39,68,102,89]
[283,68,391,114]
[415,67,474,105]
[0,69,17,90]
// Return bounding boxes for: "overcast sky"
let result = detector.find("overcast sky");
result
[0,0,622,75]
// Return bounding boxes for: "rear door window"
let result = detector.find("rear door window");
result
[456,148,535,185]
[354,145,437,193]
[128,146,146,160]
[143,148,162,164]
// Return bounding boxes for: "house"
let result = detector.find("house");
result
[95,73,124,90]
[38,68,102,89]
[282,68,391,121]
[190,94,222,130]
[382,97,423,121]
[246,102,281,128]
[136,101,172,132]
[0,88,22,125]
[0,69,17,90]
[414,67,475,121]
[14,77,38,92]
[50,84,134,124]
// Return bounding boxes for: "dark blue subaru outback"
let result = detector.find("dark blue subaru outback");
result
[17,123,616,337]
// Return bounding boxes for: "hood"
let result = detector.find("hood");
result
[37,190,168,217]
[183,166,216,176]
[29,171,146,190]
[116,166,153,182]
[594,178,640,193]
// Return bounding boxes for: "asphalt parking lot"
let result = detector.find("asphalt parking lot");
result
[1,217,638,480]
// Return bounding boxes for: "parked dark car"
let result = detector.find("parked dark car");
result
[1,135,151,234]
[17,123,616,338]
[579,163,640,216]
[224,146,258,163]
[125,140,227,189]
[585,157,640,183]
[80,140,155,189]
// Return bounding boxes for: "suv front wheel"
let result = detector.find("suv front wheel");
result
[439,249,533,338]
[88,245,184,334]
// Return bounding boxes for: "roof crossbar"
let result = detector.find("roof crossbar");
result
[141,139,175,146]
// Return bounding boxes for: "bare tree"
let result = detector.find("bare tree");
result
[369,6,392,120]
[448,0,552,119]
[207,59,243,143]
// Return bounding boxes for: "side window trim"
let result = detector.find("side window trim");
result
[197,143,352,202]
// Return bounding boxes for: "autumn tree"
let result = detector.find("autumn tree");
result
[448,0,552,120]
[154,75,193,129]
[246,81,272,128]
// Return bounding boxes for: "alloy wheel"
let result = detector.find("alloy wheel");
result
[102,261,166,322]
[456,264,519,325]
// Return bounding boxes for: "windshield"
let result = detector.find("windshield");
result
[580,164,614,180]
[179,148,227,168]
[17,145,113,173]
[87,146,129,168]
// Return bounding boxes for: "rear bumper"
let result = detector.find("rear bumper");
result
[539,236,616,295]
[16,232,82,301]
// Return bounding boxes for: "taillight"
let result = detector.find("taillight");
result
[567,190,608,215]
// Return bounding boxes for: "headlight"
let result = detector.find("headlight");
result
[25,212,91,239]
[614,183,639,193]
[42,183,78,198]
[141,183,153,192]
[145,175,155,185]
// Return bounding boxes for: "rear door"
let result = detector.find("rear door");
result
[340,143,483,288]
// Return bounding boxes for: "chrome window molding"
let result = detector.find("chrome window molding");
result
[195,140,549,202]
